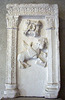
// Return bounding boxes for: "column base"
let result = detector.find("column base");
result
[45,83,60,98]
[4,84,19,98]
[45,91,58,98]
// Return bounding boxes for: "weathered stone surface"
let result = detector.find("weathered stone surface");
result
[4,4,60,99]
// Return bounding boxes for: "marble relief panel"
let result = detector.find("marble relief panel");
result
[17,18,48,69]
[4,4,60,99]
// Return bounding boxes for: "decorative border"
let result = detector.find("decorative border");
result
[6,4,58,16]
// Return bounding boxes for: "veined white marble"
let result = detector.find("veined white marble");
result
[4,4,60,99]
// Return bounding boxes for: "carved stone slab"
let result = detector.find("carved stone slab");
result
[4,4,60,99]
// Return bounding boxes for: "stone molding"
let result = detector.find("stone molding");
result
[6,4,58,16]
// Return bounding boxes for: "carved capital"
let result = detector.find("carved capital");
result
[6,14,18,28]
[45,17,55,29]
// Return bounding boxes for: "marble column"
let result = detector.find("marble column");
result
[4,15,19,98]
[45,17,60,98]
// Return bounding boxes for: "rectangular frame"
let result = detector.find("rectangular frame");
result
[4,4,60,98]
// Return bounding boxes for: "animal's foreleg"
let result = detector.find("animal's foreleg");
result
[20,60,31,69]
[37,52,47,67]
